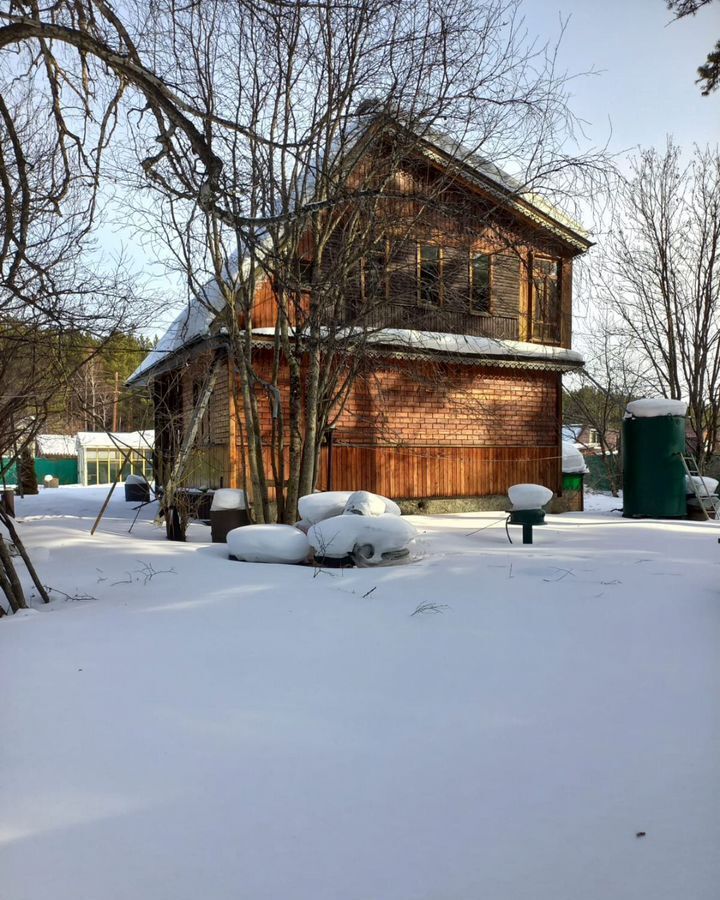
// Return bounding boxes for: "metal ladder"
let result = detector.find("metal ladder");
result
[678,452,720,521]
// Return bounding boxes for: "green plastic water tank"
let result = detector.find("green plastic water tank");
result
[622,408,686,518]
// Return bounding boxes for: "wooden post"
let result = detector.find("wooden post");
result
[90,447,134,536]
[112,371,120,432]
[0,509,51,603]
[326,426,335,491]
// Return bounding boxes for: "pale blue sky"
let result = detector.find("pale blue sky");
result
[521,0,719,154]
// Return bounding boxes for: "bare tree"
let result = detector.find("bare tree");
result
[590,141,720,468]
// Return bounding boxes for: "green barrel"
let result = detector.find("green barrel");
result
[622,414,686,518]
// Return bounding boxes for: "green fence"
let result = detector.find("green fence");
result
[585,454,621,494]
[1,457,78,486]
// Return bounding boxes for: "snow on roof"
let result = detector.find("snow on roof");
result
[625,398,687,419]
[75,431,155,450]
[252,326,584,366]
[36,434,77,457]
[126,266,237,385]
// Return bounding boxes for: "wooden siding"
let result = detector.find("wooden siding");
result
[316,444,561,497]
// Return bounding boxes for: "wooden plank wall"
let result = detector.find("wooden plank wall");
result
[314,444,561,498]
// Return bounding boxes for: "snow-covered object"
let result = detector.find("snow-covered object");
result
[686,475,719,497]
[625,398,688,419]
[43,474,54,484]
[308,513,417,564]
[562,442,588,474]
[211,489,248,511]
[299,490,402,524]
[294,519,312,534]
[35,434,77,457]
[298,491,353,524]
[75,430,154,450]
[342,490,401,517]
[508,483,553,510]
[125,473,148,486]
[227,524,309,564]
[253,326,584,367]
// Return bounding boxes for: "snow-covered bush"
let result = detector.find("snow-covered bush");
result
[211,488,248,511]
[508,483,553,510]
[227,524,309,564]
[308,513,417,565]
[299,490,400,524]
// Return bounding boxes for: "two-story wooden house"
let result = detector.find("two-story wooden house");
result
[128,118,590,511]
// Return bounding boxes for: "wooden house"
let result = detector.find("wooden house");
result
[127,118,591,508]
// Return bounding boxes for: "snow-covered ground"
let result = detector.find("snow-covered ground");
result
[2,486,719,900]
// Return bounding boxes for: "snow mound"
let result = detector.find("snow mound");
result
[508,483,553,510]
[211,489,248,511]
[308,513,417,564]
[686,475,719,497]
[299,490,400,524]
[343,490,401,517]
[298,491,353,524]
[227,524,309,564]
[125,474,148,486]
[562,442,588,474]
[625,398,687,418]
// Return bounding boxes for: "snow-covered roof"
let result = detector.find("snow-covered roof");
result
[75,431,155,451]
[253,326,584,368]
[36,434,77,457]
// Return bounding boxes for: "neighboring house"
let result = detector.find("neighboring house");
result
[127,117,591,504]
[562,424,619,455]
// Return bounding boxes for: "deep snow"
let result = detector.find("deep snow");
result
[1,486,719,900]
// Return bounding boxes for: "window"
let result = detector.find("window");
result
[361,244,387,303]
[418,244,441,305]
[532,257,561,329]
[469,252,491,313]
[297,258,314,291]
[84,449,153,485]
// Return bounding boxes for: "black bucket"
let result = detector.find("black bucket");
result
[211,508,251,543]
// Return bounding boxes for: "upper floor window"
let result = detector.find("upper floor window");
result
[418,244,441,305]
[532,257,561,327]
[361,243,387,303]
[469,252,491,314]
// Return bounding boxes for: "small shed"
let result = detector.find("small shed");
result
[76,431,155,485]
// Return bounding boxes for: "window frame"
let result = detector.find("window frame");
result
[468,250,492,316]
[531,256,562,328]
[417,243,443,306]
[360,240,388,304]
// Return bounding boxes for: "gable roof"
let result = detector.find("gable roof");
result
[127,115,591,386]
